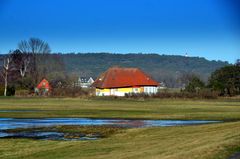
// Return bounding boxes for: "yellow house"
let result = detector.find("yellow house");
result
[92,67,159,96]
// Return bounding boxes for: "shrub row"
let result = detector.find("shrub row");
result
[125,89,219,99]
[50,87,90,97]
[0,85,15,96]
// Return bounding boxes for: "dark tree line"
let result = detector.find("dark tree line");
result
[183,59,240,96]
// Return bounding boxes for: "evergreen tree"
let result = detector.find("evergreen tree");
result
[209,65,240,96]
[184,76,205,93]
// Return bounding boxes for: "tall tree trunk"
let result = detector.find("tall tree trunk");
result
[4,72,8,96]
[33,54,38,87]
[2,57,11,96]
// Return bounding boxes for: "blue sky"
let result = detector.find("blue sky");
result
[0,0,239,63]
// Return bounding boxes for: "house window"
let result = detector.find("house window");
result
[133,88,138,93]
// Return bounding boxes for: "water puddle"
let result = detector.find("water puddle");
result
[0,118,220,141]
[0,131,98,141]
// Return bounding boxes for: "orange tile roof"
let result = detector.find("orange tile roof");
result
[37,79,51,90]
[92,67,159,88]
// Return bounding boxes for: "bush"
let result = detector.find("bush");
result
[0,85,15,96]
[124,89,218,99]
[154,90,217,99]
[15,90,31,97]
[125,93,151,98]
[0,85,4,96]
[184,76,205,93]
[51,87,89,97]
[197,89,219,99]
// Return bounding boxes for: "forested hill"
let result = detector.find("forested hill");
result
[0,53,229,87]
[61,53,229,87]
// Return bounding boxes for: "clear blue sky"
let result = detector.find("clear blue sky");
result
[0,0,239,63]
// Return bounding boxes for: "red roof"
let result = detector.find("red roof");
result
[37,79,51,90]
[92,67,159,89]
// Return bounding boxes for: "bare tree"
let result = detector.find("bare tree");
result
[11,49,30,78]
[18,38,51,54]
[0,53,13,96]
[18,38,51,86]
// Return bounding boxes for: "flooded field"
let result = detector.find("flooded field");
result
[0,118,220,129]
[0,118,220,140]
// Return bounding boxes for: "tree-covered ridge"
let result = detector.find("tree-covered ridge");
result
[0,53,229,88]
[61,53,229,87]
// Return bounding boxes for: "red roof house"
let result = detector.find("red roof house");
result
[92,67,159,96]
[36,79,51,93]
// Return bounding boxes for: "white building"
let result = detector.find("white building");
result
[76,77,94,88]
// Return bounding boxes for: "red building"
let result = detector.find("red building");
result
[36,79,51,95]
[92,67,159,96]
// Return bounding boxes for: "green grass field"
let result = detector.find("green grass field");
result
[0,97,240,159]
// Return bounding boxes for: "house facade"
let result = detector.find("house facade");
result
[92,67,159,96]
[76,77,94,88]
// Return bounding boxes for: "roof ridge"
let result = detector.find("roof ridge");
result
[92,67,159,88]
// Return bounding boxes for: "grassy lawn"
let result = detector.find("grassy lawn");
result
[0,97,240,159]
[0,97,240,120]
